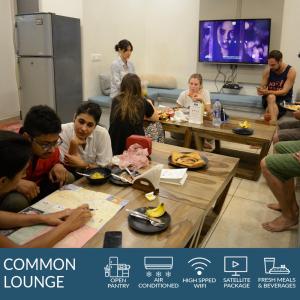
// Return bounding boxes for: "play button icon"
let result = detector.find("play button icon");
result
[232,261,239,268]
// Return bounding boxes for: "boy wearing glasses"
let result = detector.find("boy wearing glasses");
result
[0,105,71,212]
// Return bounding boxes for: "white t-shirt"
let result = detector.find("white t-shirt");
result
[59,123,112,167]
[110,56,135,98]
[176,89,211,108]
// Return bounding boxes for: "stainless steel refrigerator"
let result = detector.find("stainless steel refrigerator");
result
[15,13,82,123]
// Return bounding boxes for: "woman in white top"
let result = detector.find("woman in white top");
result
[110,39,135,98]
[59,102,112,170]
[176,74,213,149]
[177,73,212,114]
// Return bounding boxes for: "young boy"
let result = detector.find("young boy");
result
[0,105,72,212]
[0,130,91,247]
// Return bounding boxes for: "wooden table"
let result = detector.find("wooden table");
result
[84,142,238,248]
[11,143,238,248]
[161,117,276,180]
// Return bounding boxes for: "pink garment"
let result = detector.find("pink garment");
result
[119,143,149,170]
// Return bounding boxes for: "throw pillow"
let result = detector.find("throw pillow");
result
[99,74,111,96]
[140,74,177,89]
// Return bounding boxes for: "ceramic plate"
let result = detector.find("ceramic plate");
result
[168,152,208,170]
[232,128,254,135]
[128,207,171,233]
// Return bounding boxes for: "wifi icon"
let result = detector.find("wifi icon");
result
[188,257,212,276]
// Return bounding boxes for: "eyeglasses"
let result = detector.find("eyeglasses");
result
[32,137,63,151]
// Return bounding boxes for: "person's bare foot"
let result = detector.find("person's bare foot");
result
[262,215,298,232]
[203,141,213,149]
[267,203,281,212]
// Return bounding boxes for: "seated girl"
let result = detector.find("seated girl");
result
[176,73,213,149]
[177,73,212,115]
[109,73,159,155]
[59,102,112,172]
[0,130,91,247]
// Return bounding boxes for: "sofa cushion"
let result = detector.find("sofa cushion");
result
[99,74,111,96]
[147,88,183,101]
[141,74,177,89]
[211,93,262,108]
[88,95,112,108]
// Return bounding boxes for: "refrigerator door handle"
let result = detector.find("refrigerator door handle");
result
[14,22,19,55]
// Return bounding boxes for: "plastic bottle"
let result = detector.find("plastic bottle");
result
[212,100,222,127]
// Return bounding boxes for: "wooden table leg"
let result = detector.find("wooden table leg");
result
[193,132,204,150]
[215,140,221,153]
[183,128,192,148]
[213,177,232,215]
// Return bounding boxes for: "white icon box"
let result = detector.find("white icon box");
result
[224,256,248,277]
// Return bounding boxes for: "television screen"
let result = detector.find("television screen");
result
[199,19,271,64]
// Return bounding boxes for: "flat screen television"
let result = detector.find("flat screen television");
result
[199,18,271,64]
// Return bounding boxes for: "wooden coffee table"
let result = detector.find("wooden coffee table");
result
[161,117,276,180]
[85,142,238,248]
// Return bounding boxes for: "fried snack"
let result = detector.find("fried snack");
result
[171,151,206,168]
[159,112,169,120]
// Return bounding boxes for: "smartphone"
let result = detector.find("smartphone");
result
[103,231,122,248]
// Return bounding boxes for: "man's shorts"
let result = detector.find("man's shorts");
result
[262,95,291,118]
[265,140,300,181]
[278,119,300,141]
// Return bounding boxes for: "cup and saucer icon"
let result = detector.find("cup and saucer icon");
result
[264,258,290,275]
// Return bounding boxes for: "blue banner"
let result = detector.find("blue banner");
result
[0,249,299,299]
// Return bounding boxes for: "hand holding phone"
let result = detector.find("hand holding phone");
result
[103,231,122,248]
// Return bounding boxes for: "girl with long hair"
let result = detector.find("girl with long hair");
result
[109,73,158,155]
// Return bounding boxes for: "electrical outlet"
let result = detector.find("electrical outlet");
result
[91,53,102,62]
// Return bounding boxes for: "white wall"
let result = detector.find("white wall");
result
[2,0,300,121]
[144,0,200,88]
[280,0,300,98]
[39,0,82,19]
[0,0,20,120]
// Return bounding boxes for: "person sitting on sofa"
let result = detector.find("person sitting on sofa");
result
[257,50,296,125]
[0,106,72,213]
[176,73,213,149]
[0,130,91,248]
[260,140,300,232]
[109,73,159,155]
[177,73,212,114]
[110,39,135,98]
[59,102,112,172]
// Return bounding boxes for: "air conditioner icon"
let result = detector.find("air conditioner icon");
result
[144,256,174,270]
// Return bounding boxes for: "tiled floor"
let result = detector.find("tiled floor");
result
[202,173,298,248]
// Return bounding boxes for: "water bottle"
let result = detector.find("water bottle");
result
[212,100,222,127]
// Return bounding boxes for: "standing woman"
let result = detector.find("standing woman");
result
[109,73,159,155]
[110,39,135,98]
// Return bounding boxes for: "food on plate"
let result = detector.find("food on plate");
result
[284,104,300,111]
[171,151,206,168]
[90,172,104,179]
[158,107,175,120]
[159,112,169,120]
[146,203,165,218]
[239,120,251,129]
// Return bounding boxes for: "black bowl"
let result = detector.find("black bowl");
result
[85,167,111,185]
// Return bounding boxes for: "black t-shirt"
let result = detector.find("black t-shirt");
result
[109,97,154,155]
